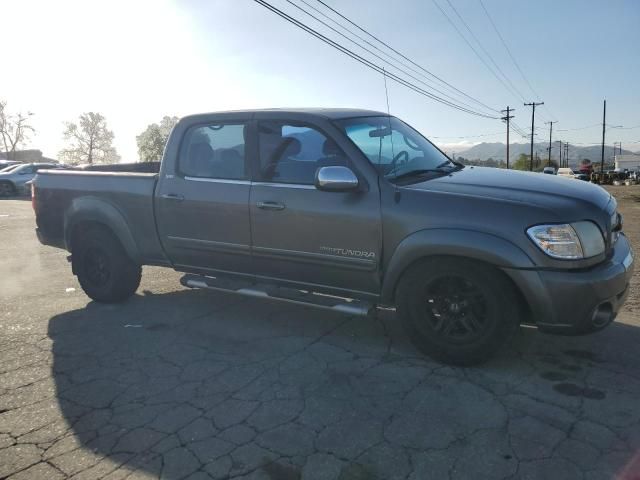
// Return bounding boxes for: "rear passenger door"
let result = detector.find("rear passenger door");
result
[155,116,254,275]
[249,117,382,297]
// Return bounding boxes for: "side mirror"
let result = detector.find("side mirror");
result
[315,166,359,192]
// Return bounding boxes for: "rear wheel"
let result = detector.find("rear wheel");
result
[73,226,141,303]
[397,257,519,366]
[0,181,15,197]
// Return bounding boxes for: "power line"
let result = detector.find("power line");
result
[477,0,557,123]
[478,0,537,100]
[314,0,500,114]
[286,0,498,116]
[253,0,499,118]
[443,0,527,101]
[433,0,526,105]
[556,123,601,132]
[431,131,504,139]
[302,0,498,115]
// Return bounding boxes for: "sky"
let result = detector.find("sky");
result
[2,0,639,161]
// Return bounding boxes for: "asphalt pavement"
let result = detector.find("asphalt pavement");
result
[1,198,639,479]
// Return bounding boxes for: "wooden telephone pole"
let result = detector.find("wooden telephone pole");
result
[545,121,557,167]
[501,106,514,169]
[524,102,544,171]
[600,99,606,173]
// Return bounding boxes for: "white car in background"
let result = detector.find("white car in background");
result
[557,167,575,178]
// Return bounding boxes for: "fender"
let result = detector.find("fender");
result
[380,228,535,303]
[64,196,140,263]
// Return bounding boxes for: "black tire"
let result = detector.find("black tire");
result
[0,181,16,197]
[396,257,519,366]
[73,226,141,303]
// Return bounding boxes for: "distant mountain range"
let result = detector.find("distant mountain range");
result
[452,142,638,167]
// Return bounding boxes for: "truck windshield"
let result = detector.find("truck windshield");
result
[336,116,458,181]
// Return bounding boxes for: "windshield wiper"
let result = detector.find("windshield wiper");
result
[436,160,464,170]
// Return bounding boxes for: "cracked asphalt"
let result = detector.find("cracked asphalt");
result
[1,191,639,480]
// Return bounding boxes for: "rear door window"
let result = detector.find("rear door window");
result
[179,123,247,180]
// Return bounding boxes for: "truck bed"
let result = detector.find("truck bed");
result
[69,162,161,173]
[34,169,168,265]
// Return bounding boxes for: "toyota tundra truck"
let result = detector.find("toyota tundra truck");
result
[33,109,634,365]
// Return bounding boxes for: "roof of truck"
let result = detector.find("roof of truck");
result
[181,108,389,121]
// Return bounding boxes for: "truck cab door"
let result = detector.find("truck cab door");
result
[155,116,254,276]
[249,117,382,298]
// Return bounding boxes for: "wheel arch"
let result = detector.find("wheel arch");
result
[380,229,535,305]
[64,197,140,263]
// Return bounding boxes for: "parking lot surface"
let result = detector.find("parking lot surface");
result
[1,194,639,480]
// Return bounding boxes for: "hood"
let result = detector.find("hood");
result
[405,166,612,212]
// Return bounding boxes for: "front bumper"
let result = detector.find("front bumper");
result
[504,233,634,334]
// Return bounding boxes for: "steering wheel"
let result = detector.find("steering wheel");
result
[388,150,409,173]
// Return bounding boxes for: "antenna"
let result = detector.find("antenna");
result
[383,67,391,116]
[382,68,396,181]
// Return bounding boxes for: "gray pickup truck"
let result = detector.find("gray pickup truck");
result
[34,109,634,365]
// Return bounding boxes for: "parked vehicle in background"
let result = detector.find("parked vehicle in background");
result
[542,166,556,175]
[0,162,61,197]
[33,109,634,365]
[557,167,575,178]
[0,160,21,171]
[0,163,23,173]
[573,170,590,181]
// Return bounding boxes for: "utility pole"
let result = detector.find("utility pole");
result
[524,101,544,171]
[565,143,569,167]
[545,121,557,167]
[613,141,622,156]
[501,106,514,169]
[558,140,562,168]
[600,99,606,173]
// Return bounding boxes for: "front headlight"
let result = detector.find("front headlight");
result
[527,221,605,260]
[610,211,622,243]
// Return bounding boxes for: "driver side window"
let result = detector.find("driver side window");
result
[257,121,348,185]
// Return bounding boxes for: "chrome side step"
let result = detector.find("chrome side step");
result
[180,274,373,316]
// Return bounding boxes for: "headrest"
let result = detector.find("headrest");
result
[281,136,302,157]
[322,139,342,156]
[190,142,213,161]
[219,148,242,162]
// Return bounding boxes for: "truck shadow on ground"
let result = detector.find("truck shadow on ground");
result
[48,288,640,479]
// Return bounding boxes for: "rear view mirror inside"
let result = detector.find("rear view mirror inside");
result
[369,127,391,138]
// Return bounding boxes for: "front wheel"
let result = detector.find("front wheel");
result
[73,226,141,303]
[0,181,16,197]
[397,257,519,366]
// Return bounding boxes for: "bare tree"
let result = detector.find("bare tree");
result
[60,112,120,164]
[136,116,178,162]
[0,100,35,160]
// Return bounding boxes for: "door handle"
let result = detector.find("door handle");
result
[257,201,285,211]
[161,193,184,201]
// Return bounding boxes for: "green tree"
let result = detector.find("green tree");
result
[512,153,530,171]
[136,116,178,162]
[60,112,119,164]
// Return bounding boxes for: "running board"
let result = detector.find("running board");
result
[180,274,373,316]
